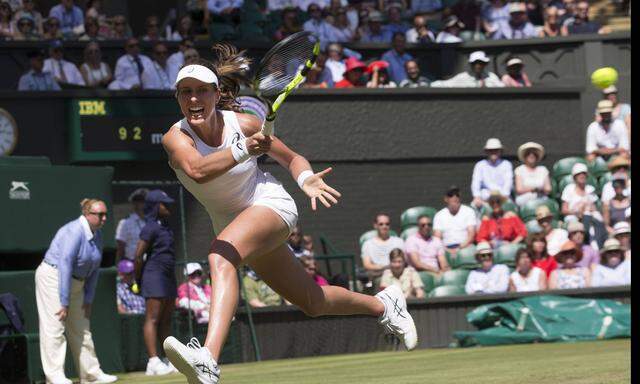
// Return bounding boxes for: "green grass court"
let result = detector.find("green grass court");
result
[114,339,629,384]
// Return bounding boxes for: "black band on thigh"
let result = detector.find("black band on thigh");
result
[209,239,242,267]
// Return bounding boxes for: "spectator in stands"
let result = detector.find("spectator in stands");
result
[115,189,148,262]
[509,248,547,292]
[302,234,315,256]
[242,267,284,307]
[366,60,397,88]
[602,175,630,232]
[524,0,544,26]
[42,16,62,39]
[399,60,430,87]
[501,57,532,87]
[176,262,212,324]
[170,14,194,41]
[586,100,629,161]
[13,0,44,36]
[134,190,177,377]
[0,2,15,39]
[514,142,551,206]
[85,0,111,38]
[526,232,557,278]
[48,0,83,39]
[563,0,610,35]
[411,0,442,14]
[436,15,464,43]
[207,0,243,24]
[592,238,631,287]
[116,259,146,315]
[268,0,296,13]
[476,192,527,247]
[299,255,329,286]
[535,205,568,258]
[361,213,405,290]
[602,85,631,132]
[561,163,601,223]
[554,0,576,25]
[405,215,449,274]
[18,49,61,90]
[381,32,413,84]
[325,43,346,83]
[142,15,164,41]
[359,10,392,43]
[142,42,173,90]
[384,4,409,35]
[538,6,565,37]
[109,14,132,40]
[186,0,210,34]
[13,13,40,40]
[452,0,482,33]
[434,186,477,257]
[613,221,630,260]
[405,14,435,43]
[183,47,200,65]
[79,41,112,88]
[303,3,335,46]
[307,52,334,87]
[109,37,154,90]
[431,51,504,88]
[288,226,312,258]
[566,221,599,267]
[380,249,425,299]
[167,38,194,83]
[329,7,354,42]
[35,198,117,384]
[481,0,510,38]
[465,241,510,294]
[335,56,366,88]
[492,2,537,40]
[549,240,591,289]
[44,40,85,87]
[78,16,102,41]
[274,7,301,41]
[470,138,513,208]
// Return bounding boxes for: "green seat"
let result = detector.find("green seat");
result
[587,157,610,179]
[525,219,542,234]
[238,22,269,42]
[494,243,524,266]
[448,245,478,269]
[358,229,398,247]
[438,269,470,287]
[552,157,587,181]
[596,173,612,196]
[209,22,238,41]
[428,285,466,298]
[418,271,439,294]
[551,178,559,199]
[478,200,519,218]
[557,174,598,196]
[400,226,419,240]
[519,198,560,222]
[400,206,437,230]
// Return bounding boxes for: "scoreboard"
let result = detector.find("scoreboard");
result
[69,98,181,161]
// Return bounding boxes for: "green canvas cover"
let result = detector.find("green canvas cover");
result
[453,295,630,347]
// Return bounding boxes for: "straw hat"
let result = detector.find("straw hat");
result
[517,142,545,162]
[600,238,622,254]
[535,205,553,220]
[607,156,630,171]
[475,241,493,256]
[556,240,583,262]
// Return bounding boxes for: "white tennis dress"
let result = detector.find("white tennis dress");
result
[172,110,298,235]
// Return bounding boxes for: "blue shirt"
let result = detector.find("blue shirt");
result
[43,216,102,306]
[360,28,393,43]
[492,21,538,40]
[381,49,414,84]
[471,158,514,199]
[18,70,61,91]
[48,4,84,37]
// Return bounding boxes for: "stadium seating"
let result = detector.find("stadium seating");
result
[418,271,439,295]
[587,157,610,179]
[448,245,478,269]
[400,206,438,230]
[552,157,588,180]
[428,285,466,298]
[557,173,598,195]
[478,200,519,218]
[358,229,398,247]
[519,198,560,222]
[400,226,419,240]
[438,269,470,287]
[494,243,524,266]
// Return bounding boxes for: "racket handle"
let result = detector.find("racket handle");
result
[262,115,275,136]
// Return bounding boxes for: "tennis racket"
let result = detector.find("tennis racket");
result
[253,31,320,135]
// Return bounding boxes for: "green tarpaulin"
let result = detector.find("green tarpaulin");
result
[453,295,631,347]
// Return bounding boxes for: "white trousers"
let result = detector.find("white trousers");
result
[35,262,104,382]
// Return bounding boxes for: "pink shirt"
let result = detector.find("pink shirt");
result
[404,233,445,271]
[313,274,329,286]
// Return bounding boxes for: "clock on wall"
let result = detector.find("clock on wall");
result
[0,108,18,156]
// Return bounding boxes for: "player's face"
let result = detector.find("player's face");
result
[177,78,219,125]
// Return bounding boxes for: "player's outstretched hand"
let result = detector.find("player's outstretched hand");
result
[301,167,342,211]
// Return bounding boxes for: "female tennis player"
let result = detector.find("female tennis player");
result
[162,44,417,384]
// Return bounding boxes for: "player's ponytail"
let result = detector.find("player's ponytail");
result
[211,43,252,112]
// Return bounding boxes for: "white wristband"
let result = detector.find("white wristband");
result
[231,139,251,163]
[297,170,314,189]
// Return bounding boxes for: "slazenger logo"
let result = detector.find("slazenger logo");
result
[9,181,30,200]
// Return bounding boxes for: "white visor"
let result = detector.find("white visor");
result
[175,64,219,87]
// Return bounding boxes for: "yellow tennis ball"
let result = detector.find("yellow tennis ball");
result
[591,67,618,89]
[131,283,140,294]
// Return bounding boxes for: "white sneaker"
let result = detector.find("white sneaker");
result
[164,336,220,384]
[145,356,174,376]
[49,376,73,384]
[162,357,179,373]
[375,285,418,350]
[82,372,118,383]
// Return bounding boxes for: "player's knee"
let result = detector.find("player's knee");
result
[208,252,237,277]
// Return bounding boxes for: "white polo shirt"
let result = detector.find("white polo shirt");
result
[433,205,477,247]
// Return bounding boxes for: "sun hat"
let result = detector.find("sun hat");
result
[517,142,544,162]
[484,138,503,150]
[443,15,464,29]
[556,240,583,262]
[468,51,490,64]
[366,60,389,73]
[566,221,585,233]
[475,241,493,256]
[607,156,630,170]
[601,238,622,254]
[343,56,366,75]
[571,163,588,177]
[613,222,630,236]
[508,2,527,13]
[597,100,614,114]
[506,57,524,67]
[535,205,553,220]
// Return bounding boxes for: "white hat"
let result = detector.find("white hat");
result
[613,221,630,236]
[468,51,490,64]
[476,241,493,255]
[175,64,219,87]
[484,138,503,150]
[517,141,544,162]
[508,2,526,13]
[597,99,614,114]
[506,57,523,67]
[185,262,203,276]
[601,238,622,253]
[571,163,588,176]
[602,85,618,94]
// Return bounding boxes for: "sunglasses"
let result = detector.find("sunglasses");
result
[419,222,432,227]
[478,254,493,260]
[377,222,390,227]
[89,211,107,218]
